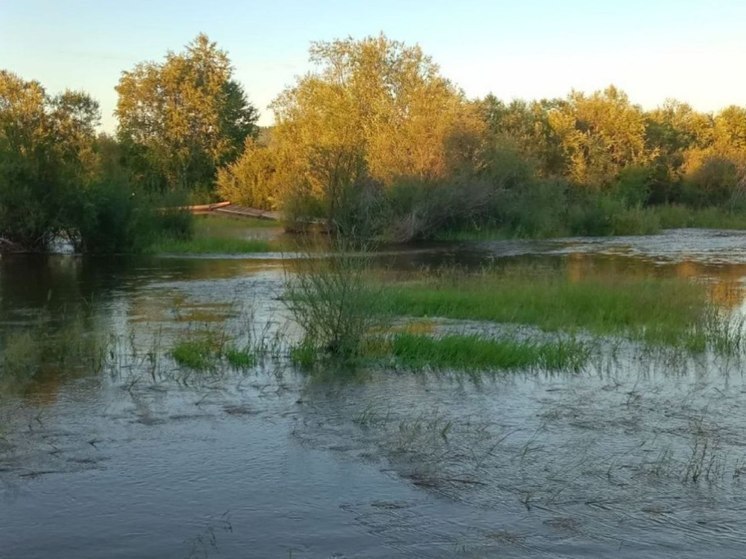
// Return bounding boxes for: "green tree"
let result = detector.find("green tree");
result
[643,100,713,202]
[115,34,258,195]
[223,34,482,226]
[0,70,99,250]
[548,86,647,187]
[478,95,566,177]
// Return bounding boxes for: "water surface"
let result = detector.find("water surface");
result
[3,229,746,558]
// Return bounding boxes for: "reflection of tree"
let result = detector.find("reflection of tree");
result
[709,280,744,309]
[564,253,746,310]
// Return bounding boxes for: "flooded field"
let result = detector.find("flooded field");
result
[3,229,746,558]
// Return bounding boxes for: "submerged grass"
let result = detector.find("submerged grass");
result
[170,330,256,371]
[385,333,588,372]
[171,338,219,370]
[378,268,724,351]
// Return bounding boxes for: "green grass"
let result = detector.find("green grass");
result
[224,346,255,368]
[149,236,272,254]
[377,269,718,350]
[434,205,746,241]
[194,214,281,233]
[171,337,257,370]
[148,214,280,254]
[434,227,511,241]
[387,333,588,371]
[650,205,746,230]
[171,338,218,370]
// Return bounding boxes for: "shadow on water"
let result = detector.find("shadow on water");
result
[2,229,746,557]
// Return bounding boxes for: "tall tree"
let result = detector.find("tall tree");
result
[548,86,647,187]
[116,34,258,194]
[0,70,99,250]
[219,34,483,220]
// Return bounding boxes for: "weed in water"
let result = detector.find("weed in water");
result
[682,416,723,484]
[171,336,223,371]
[284,238,390,367]
[224,346,255,369]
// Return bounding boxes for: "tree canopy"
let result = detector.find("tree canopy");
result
[218,35,483,220]
[116,33,258,194]
[0,70,100,250]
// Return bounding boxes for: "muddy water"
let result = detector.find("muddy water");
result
[3,229,746,558]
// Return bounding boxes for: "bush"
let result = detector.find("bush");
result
[613,166,652,207]
[684,156,739,206]
[74,183,194,254]
[495,179,569,237]
[284,240,387,365]
[154,207,194,241]
[74,180,143,253]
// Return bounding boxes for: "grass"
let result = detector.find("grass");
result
[149,236,272,254]
[1,318,108,393]
[434,227,511,242]
[171,338,219,370]
[148,215,278,254]
[193,214,280,232]
[170,332,257,371]
[435,204,746,242]
[377,267,723,350]
[284,241,387,363]
[2,331,38,381]
[224,346,255,368]
[385,333,588,371]
[651,204,746,230]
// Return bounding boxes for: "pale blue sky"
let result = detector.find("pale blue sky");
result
[2,0,745,131]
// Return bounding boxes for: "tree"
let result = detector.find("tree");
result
[0,70,100,250]
[223,34,483,225]
[643,100,713,202]
[478,95,566,177]
[116,34,258,194]
[548,86,647,187]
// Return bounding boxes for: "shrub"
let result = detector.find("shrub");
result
[284,240,387,365]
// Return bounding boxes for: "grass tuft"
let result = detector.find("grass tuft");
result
[224,346,256,369]
[386,333,588,372]
[171,338,219,370]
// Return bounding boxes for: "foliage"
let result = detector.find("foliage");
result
[116,34,258,194]
[8,33,746,251]
[284,240,387,364]
[222,34,484,230]
[216,139,280,209]
[0,70,99,250]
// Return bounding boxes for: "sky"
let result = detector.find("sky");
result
[2,0,746,131]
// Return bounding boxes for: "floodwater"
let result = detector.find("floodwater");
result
[3,229,746,558]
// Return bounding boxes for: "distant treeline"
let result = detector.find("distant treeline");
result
[3,33,746,251]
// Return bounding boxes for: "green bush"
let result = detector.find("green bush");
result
[73,183,194,254]
[284,240,388,365]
